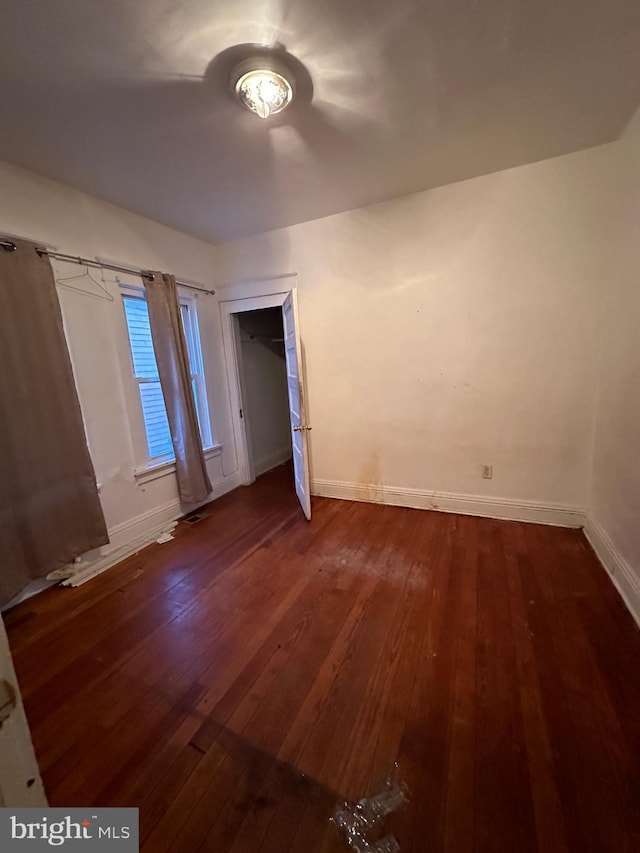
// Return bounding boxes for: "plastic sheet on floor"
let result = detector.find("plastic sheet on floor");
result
[331,765,407,852]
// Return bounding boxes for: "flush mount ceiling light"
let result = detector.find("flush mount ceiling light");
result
[231,57,295,119]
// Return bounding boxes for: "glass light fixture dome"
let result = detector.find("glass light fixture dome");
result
[232,58,294,119]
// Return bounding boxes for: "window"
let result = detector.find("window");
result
[122,292,212,464]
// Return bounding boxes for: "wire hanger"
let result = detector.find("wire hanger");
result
[54,261,114,302]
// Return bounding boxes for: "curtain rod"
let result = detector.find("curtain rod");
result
[0,240,215,295]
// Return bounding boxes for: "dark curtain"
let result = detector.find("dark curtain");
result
[144,272,212,506]
[0,239,109,606]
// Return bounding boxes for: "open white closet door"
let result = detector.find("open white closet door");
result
[282,290,312,520]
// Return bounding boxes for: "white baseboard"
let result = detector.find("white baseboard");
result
[254,447,292,478]
[311,479,640,626]
[311,479,586,528]
[55,471,243,588]
[583,514,640,628]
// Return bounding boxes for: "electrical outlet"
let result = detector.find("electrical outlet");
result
[481,465,493,480]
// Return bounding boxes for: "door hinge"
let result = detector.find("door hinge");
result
[239,407,243,419]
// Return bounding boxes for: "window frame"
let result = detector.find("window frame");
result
[119,283,214,472]
[179,300,213,452]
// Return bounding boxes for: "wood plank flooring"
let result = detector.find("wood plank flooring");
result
[5,464,640,852]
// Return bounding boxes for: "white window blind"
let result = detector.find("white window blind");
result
[122,293,211,463]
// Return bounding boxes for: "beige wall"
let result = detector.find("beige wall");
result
[589,111,640,617]
[221,144,616,510]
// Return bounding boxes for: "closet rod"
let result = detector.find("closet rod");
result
[0,240,215,295]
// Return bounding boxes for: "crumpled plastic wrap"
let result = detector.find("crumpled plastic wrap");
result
[331,766,407,852]
[337,835,400,853]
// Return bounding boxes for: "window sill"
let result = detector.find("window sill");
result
[134,443,222,485]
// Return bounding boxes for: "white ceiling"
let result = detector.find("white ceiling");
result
[0,0,638,243]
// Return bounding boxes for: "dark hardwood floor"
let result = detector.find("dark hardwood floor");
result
[5,464,640,852]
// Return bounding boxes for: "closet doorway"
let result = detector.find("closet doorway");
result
[237,307,291,477]
[220,287,311,520]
